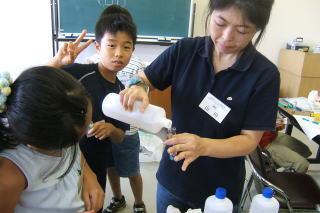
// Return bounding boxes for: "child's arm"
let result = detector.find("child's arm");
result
[48,29,93,68]
[87,121,125,143]
[81,154,104,212]
[0,157,26,213]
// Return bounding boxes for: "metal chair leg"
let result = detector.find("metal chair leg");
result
[240,173,254,210]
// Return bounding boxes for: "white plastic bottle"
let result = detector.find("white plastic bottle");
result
[204,187,233,213]
[166,205,181,213]
[249,187,279,213]
[102,93,172,133]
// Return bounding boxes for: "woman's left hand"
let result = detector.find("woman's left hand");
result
[164,133,205,171]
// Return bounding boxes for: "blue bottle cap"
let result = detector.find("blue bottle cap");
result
[262,187,274,198]
[215,187,227,199]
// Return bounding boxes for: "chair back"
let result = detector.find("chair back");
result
[248,146,271,193]
[247,146,320,212]
[248,146,268,177]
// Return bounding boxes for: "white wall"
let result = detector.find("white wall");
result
[193,0,320,63]
[1,0,320,78]
[0,0,53,79]
[258,0,320,63]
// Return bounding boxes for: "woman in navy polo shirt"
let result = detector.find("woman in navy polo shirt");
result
[121,0,279,212]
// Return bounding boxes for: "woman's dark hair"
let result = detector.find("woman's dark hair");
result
[0,66,90,152]
[95,4,137,45]
[206,0,274,46]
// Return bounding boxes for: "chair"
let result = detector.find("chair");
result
[241,146,320,212]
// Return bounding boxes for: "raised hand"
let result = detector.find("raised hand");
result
[49,29,93,67]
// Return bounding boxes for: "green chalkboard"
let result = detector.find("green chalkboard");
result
[58,0,192,38]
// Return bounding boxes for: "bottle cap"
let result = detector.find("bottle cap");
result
[262,187,274,198]
[160,117,172,129]
[215,187,226,199]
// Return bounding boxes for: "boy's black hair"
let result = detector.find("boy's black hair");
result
[0,66,90,151]
[95,5,137,45]
[206,0,274,46]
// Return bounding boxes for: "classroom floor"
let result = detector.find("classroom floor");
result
[103,127,320,213]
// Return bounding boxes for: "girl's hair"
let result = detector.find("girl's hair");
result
[0,66,90,152]
[206,0,274,46]
[95,5,137,45]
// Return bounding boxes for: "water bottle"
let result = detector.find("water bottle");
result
[166,205,181,213]
[102,93,172,133]
[204,187,233,213]
[249,187,279,213]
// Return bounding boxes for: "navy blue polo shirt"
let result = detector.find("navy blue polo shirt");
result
[145,36,280,207]
[62,63,129,155]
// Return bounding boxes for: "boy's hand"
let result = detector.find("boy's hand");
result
[49,29,93,67]
[88,121,115,140]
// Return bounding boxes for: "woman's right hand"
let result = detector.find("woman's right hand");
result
[74,210,95,213]
[49,29,93,68]
[120,85,150,112]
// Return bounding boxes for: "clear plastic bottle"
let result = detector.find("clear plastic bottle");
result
[102,93,172,133]
[204,187,233,213]
[249,187,279,213]
[167,127,176,160]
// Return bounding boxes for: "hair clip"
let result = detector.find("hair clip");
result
[0,72,13,113]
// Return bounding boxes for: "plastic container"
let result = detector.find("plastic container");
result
[249,187,279,213]
[204,187,233,213]
[102,93,172,133]
[308,90,320,112]
[286,37,309,52]
[166,205,181,213]
[312,42,320,53]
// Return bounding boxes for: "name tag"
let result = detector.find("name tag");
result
[199,93,231,123]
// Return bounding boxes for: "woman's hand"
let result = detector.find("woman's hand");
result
[88,121,115,140]
[49,29,93,67]
[164,133,205,171]
[120,85,149,112]
[74,210,95,213]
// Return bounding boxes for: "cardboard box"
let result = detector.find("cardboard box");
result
[278,49,320,77]
[280,70,320,97]
[278,49,320,97]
